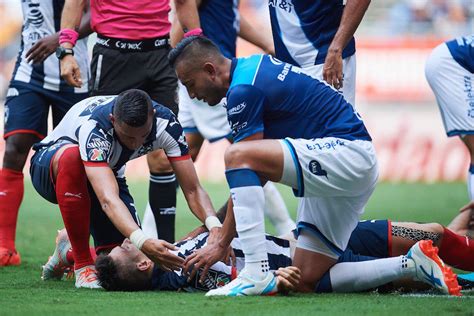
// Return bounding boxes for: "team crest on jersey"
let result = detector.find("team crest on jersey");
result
[308,160,328,178]
[86,132,111,161]
[228,102,246,116]
[194,269,230,290]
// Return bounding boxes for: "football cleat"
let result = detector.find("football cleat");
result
[42,229,73,280]
[74,265,101,289]
[0,247,21,266]
[206,269,277,297]
[457,273,474,290]
[407,240,461,296]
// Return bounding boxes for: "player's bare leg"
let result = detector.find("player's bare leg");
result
[292,247,337,292]
[0,133,38,266]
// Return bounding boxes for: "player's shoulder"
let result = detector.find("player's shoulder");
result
[229,55,265,89]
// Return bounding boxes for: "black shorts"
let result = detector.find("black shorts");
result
[90,36,178,115]
[30,143,141,250]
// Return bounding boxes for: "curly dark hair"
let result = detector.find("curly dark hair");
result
[95,253,152,291]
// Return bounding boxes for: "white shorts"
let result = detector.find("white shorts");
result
[177,81,232,142]
[279,137,378,258]
[302,54,356,106]
[425,43,474,137]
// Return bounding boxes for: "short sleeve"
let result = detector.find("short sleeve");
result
[226,84,266,142]
[78,120,113,167]
[159,115,190,161]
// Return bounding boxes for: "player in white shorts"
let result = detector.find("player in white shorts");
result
[268,0,371,105]
[166,37,460,297]
[425,35,474,200]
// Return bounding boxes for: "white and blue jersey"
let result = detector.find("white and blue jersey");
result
[268,0,355,68]
[11,0,89,94]
[226,54,370,142]
[34,96,190,178]
[152,232,292,292]
[446,35,474,73]
[200,0,240,59]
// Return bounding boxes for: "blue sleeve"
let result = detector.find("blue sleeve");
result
[226,84,266,142]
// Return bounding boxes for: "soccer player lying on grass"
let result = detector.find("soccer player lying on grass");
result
[43,206,473,294]
[30,89,221,288]
[167,36,460,296]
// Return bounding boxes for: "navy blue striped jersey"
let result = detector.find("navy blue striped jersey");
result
[36,96,189,178]
[446,35,474,73]
[268,0,355,67]
[200,0,240,59]
[226,55,370,142]
[11,0,89,93]
[152,232,292,291]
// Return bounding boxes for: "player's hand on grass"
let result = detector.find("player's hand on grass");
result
[60,55,83,88]
[141,239,184,272]
[275,266,301,294]
[183,241,229,283]
[323,49,344,90]
[26,33,59,64]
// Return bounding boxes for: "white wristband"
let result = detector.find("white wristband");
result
[130,229,148,250]
[205,216,222,230]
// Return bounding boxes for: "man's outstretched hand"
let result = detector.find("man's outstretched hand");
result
[275,266,301,294]
[141,239,184,272]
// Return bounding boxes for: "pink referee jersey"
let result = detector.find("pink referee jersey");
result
[90,0,171,39]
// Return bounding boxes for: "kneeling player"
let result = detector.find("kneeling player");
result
[30,89,220,288]
[168,37,459,296]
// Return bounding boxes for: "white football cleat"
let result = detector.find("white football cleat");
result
[75,265,102,289]
[42,229,73,281]
[407,240,461,296]
[206,269,277,297]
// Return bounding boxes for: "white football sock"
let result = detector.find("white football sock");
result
[231,185,269,281]
[329,255,415,292]
[263,182,296,235]
[468,165,474,200]
[141,203,158,239]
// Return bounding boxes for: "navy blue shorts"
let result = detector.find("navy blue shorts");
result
[30,143,140,250]
[4,82,88,139]
[347,220,391,258]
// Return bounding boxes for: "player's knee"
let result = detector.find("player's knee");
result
[427,223,444,235]
[3,138,32,170]
[57,146,85,176]
[224,144,251,169]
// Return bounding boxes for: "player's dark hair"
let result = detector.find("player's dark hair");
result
[95,254,152,291]
[113,89,153,127]
[168,36,222,67]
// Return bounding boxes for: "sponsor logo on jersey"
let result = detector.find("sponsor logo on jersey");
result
[116,41,143,50]
[268,55,284,66]
[308,160,328,178]
[89,148,105,161]
[231,121,248,134]
[26,2,44,29]
[228,102,246,116]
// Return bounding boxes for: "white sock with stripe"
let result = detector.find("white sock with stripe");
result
[226,168,269,281]
[263,182,296,235]
[329,256,415,292]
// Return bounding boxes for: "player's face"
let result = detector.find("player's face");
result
[177,63,225,106]
[109,238,147,265]
[112,113,154,150]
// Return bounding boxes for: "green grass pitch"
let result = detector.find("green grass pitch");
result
[1,181,473,315]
